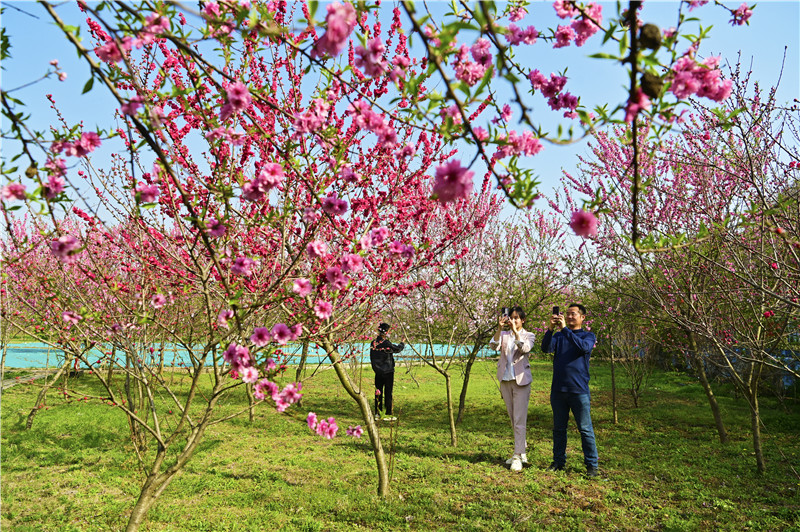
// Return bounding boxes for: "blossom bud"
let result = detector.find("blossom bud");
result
[639,23,662,51]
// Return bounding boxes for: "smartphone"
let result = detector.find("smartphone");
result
[552,306,560,315]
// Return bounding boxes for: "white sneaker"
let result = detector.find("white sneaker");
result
[505,453,528,465]
[510,454,523,472]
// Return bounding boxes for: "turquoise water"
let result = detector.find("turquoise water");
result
[2,342,492,368]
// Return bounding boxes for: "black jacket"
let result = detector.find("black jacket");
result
[370,337,404,374]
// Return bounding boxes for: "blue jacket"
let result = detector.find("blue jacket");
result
[540,327,596,394]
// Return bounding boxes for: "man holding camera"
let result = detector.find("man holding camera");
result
[370,322,405,421]
[541,303,599,478]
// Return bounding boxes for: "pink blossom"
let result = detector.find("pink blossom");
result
[325,266,350,290]
[553,0,578,19]
[307,240,328,259]
[314,300,333,320]
[764,310,775,318]
[687,0,709,10]
[44,158,66,177]
[509,5,527,21]
[303,207,321,225]
[770,262,778,270]
[241,366,259,384]
[473,127,489,141]
[50,235,81,263]
[311,1,357,58]
[223,343,252,367]
[432,159,474,203]
[340,254,364,273]
[569,210,599,238]
[265,358,277,372]
[505,24,538,46]
[730,3,753,25]
[293,278,313,297]
[290,323,303,339]
[471,38,492,67]
[231,256,256,276]
[67,132,102,157]
[62,310,81,326]
[43,175,65,200]
[553,25,576,48]
[346,425,363,438]
[571,3,603,47]
[58,72,67,82]
[206,218,226,238]
[307,412,319,429]
[355,37,388,77]
[254,379,278,401]
[321,194,349,216]
[250,327,272,347]
[135,183,159,203]
[150,294,167,309]
[120,95,143,116]
[241,163,284,201]
[94,41,124,63]
[370,227,390,245]
[270,323,295,345]
[218,309,234,329]
[278,382,303,410]
[2,183,26,201]
[315,416,339,439]
[440,105,463,125]
[624,88,651,123]
[359,233,373,251]
[144,13,170,35]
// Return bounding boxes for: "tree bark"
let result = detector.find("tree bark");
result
[26,358,71,429]
[687,331,728,443]
[445,373,457,446]
[455,342,482,425]
[323,339,389,496]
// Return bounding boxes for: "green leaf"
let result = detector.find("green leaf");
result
[82,77,95,94]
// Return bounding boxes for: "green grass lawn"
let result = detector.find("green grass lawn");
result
[2,360,798,531]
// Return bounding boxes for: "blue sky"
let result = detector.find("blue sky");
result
[2,1,798,212]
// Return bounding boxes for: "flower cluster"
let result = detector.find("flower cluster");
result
[1,183,26,201]
[528,70,578,118]
[311,1,356,58]
[220,81,253,122]
[552,1,603,48]
[624,88,651,123]
[242,163,285,201]
[355,37,388,77]
[346,425,364,438]
[346,100,397,146]
[670,55,732,102]
[454,39,494,87]
[50,235,82,263]
[294,99,331,135]
[730,3,753,25]
[52,132,102,158]
[307,412,339,439]
[432,159,474,203]
[94,13,171,63]
[494,130,544,159]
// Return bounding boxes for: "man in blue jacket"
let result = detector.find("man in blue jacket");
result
[540,303,599,477]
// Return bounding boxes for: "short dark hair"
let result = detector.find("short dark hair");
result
[378,322,391,333]
[510,306,526,320]
[568,303,587,316]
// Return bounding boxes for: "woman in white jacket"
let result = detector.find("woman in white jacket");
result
[490,306,535,472]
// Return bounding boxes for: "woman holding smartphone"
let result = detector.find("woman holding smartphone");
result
[490,306,536,472]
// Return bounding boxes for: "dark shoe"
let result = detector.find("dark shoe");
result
[586,466,599,478]
[546,463,565,472]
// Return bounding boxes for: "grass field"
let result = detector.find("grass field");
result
[1,359,798,531]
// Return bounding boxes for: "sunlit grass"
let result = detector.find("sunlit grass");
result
[2,360,798,531]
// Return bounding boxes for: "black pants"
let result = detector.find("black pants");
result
[374,371,395,415]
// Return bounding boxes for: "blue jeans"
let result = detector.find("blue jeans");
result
[551,392,598,468]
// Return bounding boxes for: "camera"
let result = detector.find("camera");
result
[552,306,560,315]
[501,307,510,317]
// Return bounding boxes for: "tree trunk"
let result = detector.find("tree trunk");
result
[610,339,618,424]
[687,332,728,443]
[323,340,389,496]
[445,373,457,446]
[455,343,481,425]
[295,340,310,407]
[26,358,71,429]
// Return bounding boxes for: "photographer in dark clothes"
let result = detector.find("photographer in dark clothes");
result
[370,322,405,421]
[540,303,599,477]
